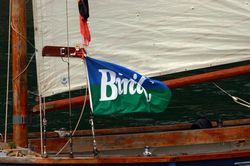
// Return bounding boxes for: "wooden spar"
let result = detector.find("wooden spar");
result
[12,0,28,147]
[164,64,250,89]
[33,96,90,113]
[32,64,250,113]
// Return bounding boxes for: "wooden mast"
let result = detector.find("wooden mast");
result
[12,0,28,147]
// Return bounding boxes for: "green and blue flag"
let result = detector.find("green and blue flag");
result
[85,56,171,115]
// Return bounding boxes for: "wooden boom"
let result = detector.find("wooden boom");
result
[32,64,250,113]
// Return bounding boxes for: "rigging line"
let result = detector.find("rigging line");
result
[28,90,39,96]
[42,97,48,157]
[39,95,44,155]
[5,0,12,143]
[55,69,89,156]
[12,52,36,81]
[213,82,233,97]
[11,23,38,51]
[213,82,250,109]
[89,111,98,156]
[65,0,73,157]
[60,56,69,63]
[37,0,44,156]
[11,21,38,81]
[84,54,99,156]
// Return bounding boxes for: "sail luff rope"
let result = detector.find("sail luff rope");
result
[213,83,250,109]
[5,0,12,143]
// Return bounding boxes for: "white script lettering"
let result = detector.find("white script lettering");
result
[98,69,151,102]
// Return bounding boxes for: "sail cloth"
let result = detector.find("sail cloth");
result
[85,57,171,115]
[33,0,250,97]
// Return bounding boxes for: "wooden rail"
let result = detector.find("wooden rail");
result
[26,118,250,139]
[30,125,250,154]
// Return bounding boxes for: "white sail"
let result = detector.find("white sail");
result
[33,0,250,97]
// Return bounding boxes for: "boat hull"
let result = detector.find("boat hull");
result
[0,156,250,166]
[3,120,250,165]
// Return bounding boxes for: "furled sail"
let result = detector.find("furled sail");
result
[33,0,250,97]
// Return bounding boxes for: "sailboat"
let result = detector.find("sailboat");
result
[1,0,250,165]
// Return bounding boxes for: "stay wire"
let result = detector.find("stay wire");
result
[85,54,98,156]
[65,0,73,157]
[39,95,44,155]
[42,97,48,157]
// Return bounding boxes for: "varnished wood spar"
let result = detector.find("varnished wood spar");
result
[12,0,28,147]
[29,125,250,154]
[32,64,250,113]
[26,118,250,139]
[164,64,250,89]
[33,96,90,113]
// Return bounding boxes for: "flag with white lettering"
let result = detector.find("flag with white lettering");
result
[85,57,171,115]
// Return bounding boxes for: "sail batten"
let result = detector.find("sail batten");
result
[33,0,250,97]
